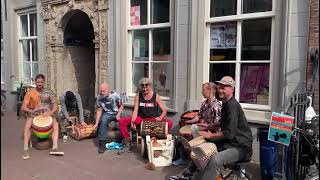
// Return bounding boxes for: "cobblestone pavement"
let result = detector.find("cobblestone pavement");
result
[1,110,261,180]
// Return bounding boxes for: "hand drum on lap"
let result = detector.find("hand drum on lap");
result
[179,125,193,140]
[190,142,218,171]
[140,120,168,139]
[32,115,53,139]
[179,135,207,156]
[179,110,199,127]
[188,136,206,147]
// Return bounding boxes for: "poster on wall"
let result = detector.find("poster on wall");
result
[225,25,237,48]
[268,112,294,146]
[210,25,225,48]
[130,6,140,26]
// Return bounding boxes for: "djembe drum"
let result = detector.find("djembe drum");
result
[179,125,193,141]
[179,135,207,156]
[68,124,97,140]
[140,120,168,158]
[31,115,53,150]
[190,142,218,171]
[140,120,168,139]
[179,110,199,127]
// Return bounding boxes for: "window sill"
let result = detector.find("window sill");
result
[244,109,271,125]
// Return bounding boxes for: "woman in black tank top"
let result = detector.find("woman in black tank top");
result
[117,78,173,153]
[138,91,160,118]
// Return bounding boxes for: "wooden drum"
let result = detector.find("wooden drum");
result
[179,110,199,127]
[190,142,218,171]
[140,120,168,139]
[69,124,97,140]
[179,125,193,140]
[31,115,53,139]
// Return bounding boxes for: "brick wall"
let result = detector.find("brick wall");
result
[307,0,319,112]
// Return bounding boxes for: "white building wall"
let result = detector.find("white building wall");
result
[284,0,310,101]
[1,0,41,110]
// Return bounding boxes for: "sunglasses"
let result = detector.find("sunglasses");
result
[140,84,149,87]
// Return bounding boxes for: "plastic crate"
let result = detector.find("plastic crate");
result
[146,134,175,167]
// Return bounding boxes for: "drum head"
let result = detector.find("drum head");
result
[180,110,199,120]
[33,115,53,128]
[179,125,192,135]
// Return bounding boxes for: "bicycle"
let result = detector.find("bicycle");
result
[10,75,34,120]
[16,82,34,120]
[1,89,6,116]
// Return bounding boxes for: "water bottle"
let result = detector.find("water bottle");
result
[63,134,68,143]
[240,168,246,178]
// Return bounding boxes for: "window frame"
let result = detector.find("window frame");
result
[126,0,174,101]
[204,0,277,111]
[1,5,5,85]
[17,11,38,85]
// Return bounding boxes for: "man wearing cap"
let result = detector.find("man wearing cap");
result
[190,76,253,180]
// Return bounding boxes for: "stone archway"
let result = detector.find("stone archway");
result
[40,0,108,107]
[61,10,96,111]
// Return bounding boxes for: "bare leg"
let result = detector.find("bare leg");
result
[50,119,64,155]
[23,118,32,150]
[51,119,59,149]
[22,118,32,159]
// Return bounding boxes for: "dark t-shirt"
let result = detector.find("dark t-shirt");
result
[221,96,253,155]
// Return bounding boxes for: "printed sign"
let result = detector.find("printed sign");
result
[268,112,294,146]
[130,6,140,26]
[210,24,237,49]
[210,25,225,48]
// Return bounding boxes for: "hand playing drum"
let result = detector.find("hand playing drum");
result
[31,107,51,117]
[179,110,199,127]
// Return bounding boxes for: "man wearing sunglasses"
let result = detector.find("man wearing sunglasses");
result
[118,77,173,155]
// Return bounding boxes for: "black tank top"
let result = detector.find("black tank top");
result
[138,92,160,118]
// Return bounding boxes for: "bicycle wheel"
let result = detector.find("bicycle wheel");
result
[1,92,6,108]
[1,91,6,116]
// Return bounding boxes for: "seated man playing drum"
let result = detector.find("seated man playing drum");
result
[183,82,222,138]
[173,82,222,166]
[59,91,87,139]
[118,77,173,155]
[93,83,125,154]
[21,74,64,160]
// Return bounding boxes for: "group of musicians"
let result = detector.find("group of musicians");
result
[21,73,253,180]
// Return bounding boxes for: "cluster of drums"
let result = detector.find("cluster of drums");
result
[28,110,200,151]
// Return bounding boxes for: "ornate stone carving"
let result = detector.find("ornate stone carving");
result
[101,60,108,69]
[40,4,51,20]
[68,0,75,9]
[41,0,108,94]
[98,0,108,10]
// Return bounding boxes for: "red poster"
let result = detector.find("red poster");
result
[130,6,140,26]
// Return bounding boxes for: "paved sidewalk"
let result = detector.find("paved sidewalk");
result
[1,110,261,180]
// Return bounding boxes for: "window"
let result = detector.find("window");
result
[128,0,173,98]
[207,0,274,107]
[19,13,38,84]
